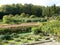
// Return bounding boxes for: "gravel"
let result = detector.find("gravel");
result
[34,42,60,45]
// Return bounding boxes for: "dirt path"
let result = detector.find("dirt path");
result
[0,22,40,28]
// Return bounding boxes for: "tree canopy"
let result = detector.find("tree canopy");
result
[0,4,60,19]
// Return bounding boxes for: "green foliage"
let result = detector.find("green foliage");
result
[41,21,60,37]
[0,4,43,19]
[0,35,5,40]
[0,4,60,43]
[20,13,26,17]
[2,15,47,24]
[3,15,11,23]
[31,26,42,34]
[0,35,12,40]
[31,20,60,37]
[0,4,59,19]
[15,39,21,42]
[29,15,36,18]
[0,27,31,34]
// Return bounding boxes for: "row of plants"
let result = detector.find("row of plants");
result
[0,33,49,45]
[3,15,47,24]
[2,15,60,24]
[0,27,31,34]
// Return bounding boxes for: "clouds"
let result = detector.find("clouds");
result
[0,0,60,6]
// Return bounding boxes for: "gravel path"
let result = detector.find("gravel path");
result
[34,42,60,45]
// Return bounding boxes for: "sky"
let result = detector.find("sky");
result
[0,0,60,6]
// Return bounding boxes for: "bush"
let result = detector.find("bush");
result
[34,38,40,41]
[3,35,13,40]
[41,21,60,37]
[3,15,11,23]
[10,33,17,37]
[15,39,21,42]
[14,35,19,38]
[27,37,32,40]
[30,15,37,18]
[0,35,13,40]
[0,35,5,40]
[20,36,25,39]
[20,13,26,17]
[31,26,42,34]
[3,15,47,24]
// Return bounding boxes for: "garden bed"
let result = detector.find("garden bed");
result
[0,33,50,45]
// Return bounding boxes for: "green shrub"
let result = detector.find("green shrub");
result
[15,39,21,42]
[3,15,47,24]
[10,33,17,37]
[20,36,25,39]
[27,37,32,40]
[0,35,13,40]
[34,38,40,41]
[41,21,60,37]
[14,35,19,38]
[30,15,36,18]
[0,35,5,40]
[3,35,13,40]
[31,26,42,34]
[20,13,26,17]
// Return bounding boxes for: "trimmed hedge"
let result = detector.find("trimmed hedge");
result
[3,15,47,24]
[0,27,32,34]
